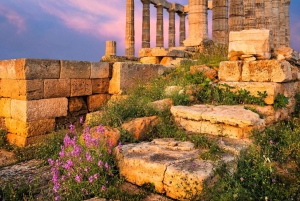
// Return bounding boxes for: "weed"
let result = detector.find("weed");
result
[244,106,264,119]
[274,93,289,110]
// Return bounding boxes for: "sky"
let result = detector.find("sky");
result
[0,0,299,62]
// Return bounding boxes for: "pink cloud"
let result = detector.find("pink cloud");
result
[0,6,26,33]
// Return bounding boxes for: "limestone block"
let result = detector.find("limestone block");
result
[109,62,165,94]
[151,47,168,56]
[70,79,92,97]
[114,139,199,193]
[5,118,55,137]
[85,111,102,126]
[140,57,159,64]
[148,99,173,112]
[292,66,299,80]
[11,98,68,122]
[218,61,243,81]
[228,30,271,60]
[121,116,159,140]
[190,65,218,80]
[60,60,91,79]
[0,98,11,117]
[242,60,292,82]
[160,57,174,66]
[92,78,109,94]
[170,58,189,66]
[44,79,70,98]
[7,133,53,147]
[219,82,283,105]
[274,47,300,65]
[164,159,213,200]
[167,50,186,58]
[90,62,110,79]
[0,79,44,100]
[87,94,110,112]
[0,59,60,79]
[138,48,153,57]
[68,97,87,113]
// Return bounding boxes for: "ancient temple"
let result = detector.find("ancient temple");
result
[125,0,291,57]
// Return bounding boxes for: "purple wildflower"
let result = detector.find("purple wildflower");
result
[270,140,274,145]
[104,162,109,169]
[79,116,84,124]
[48,158,54,166]
[85,151,93,162]
[240,177,244,182]
[69,124,75,134]
[89,176,94,183]
[93,173,99,179]
[96,125,105,134]
[272,179,276,183]
[75,174,81,183]
[54,195,60,201]
[98,160,103,168]
[101,185,106,191]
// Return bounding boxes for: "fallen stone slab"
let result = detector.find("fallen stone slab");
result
[171,105,265,139]
[114,138,216,200]
[0,149,16,167]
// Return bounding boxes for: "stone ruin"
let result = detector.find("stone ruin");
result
[125,0,291,59]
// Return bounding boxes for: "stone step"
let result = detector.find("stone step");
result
[171,105,265,139]
[114,138,250,201]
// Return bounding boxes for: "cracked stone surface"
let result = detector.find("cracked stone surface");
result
[114,139,216,200]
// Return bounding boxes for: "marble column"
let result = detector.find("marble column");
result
[244,0,256,29]
[155,4,164,47]
[272,0,280,49]
[105,41,116,56]
[179,12,186,46]
[168,8,176,48]
[212,0,228,44]
[141,0,150,48]
[229,0,244,31]
[125,0,135,57]
[183,0,208,47]
[279,0,286,46]
[284,0,291,47]
[255,0,265,29]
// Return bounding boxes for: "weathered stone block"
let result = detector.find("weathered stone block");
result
[0,79,43,100]
[219,81,282,105]
[70,79,92,97]
[0,98,11,117]
[190,65,218,80]
[229,29,271,59]
[44,79,70,98]
[6,133,53,147]
[92,78,109,94]
[242,60,293,82]
[138,48,153,57]
[60,60,91,79]
[140,57,159,64]
[160,57,174,66]
[5,118,55,137]
[218,61,243,81]
[0,59,60,79]
[109,62,165,94]
[91,62,110,78]
[151,47,168,56]
[11,98,68,122]
[167,50,186,57]
[68,97,87,113]
[87,94,110,112]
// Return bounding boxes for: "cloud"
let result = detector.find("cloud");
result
[0,5,26,33]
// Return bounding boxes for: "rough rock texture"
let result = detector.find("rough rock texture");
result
[114,138,214,200]
[148,99,173,112]
[0,149,16,167]
[60,60,91,79]
[228,29,271,60]
[90,62,111,79]
[171,105,265,139]
[121,116,159,140]
[89,126,121,147]
[274,47,300,66]
[87,94,110,112]
[219,60,294,82]
[44,79,71,98]
[190,65,218,80]
[109,62,165,94]
[140,57,160,64]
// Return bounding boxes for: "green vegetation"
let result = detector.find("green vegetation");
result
[274,93,289,110]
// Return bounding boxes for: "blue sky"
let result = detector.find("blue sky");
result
[0,0,299,62]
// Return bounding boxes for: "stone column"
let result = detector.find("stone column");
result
[179,12,186,46]
[212,0,228,44]
[168,8,176,48]
[141,0,150,48]
[284,0,291,47]
[105,41,116,56]
[155,3,164,47]
[255,0,265,29]
[265,0,273,49]
[125,0,135,57]
[272,0,280,49]
[183,0,208,47]
[244,0,256,29]
[279,0,286,47]
[229,0,244,31]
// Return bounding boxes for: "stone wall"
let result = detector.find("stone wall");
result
[0,59,165,146]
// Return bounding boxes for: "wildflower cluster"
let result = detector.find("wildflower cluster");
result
[48,123,118,200]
